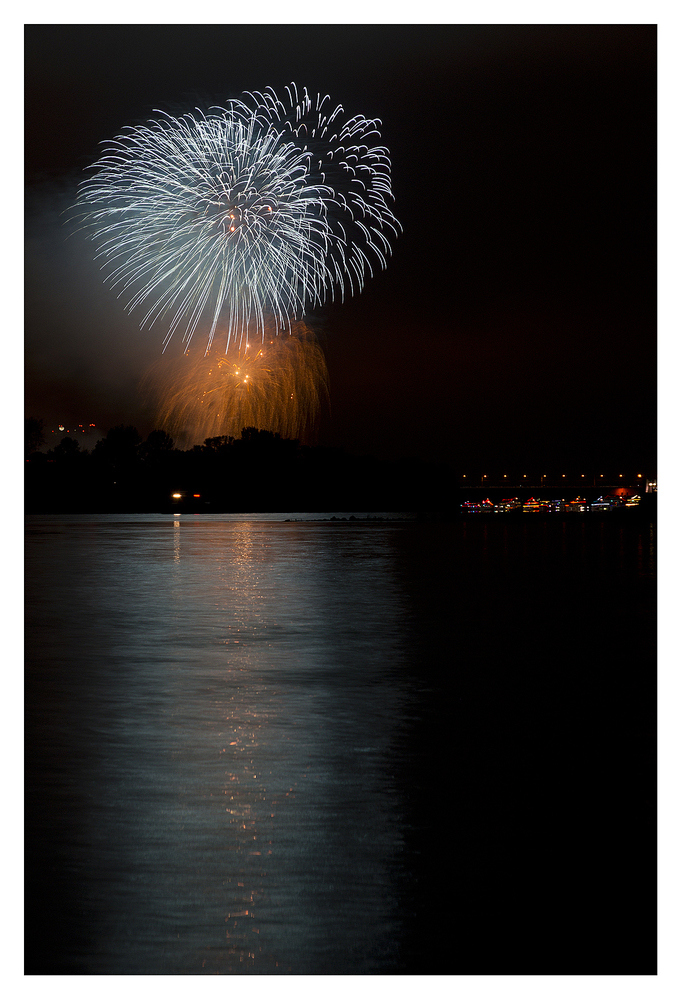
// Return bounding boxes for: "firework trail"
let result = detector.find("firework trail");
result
[75,84,400,354]
[143,321,329,448]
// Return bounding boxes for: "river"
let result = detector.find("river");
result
[25,513,656,974]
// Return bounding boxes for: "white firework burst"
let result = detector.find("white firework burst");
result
[75,84,400,353]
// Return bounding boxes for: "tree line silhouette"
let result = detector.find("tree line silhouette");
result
[24,418,451,513]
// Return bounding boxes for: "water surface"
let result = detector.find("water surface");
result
[25,514,656,974]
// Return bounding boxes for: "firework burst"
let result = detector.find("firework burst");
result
[75,84,400,353]
[143,321,329,447]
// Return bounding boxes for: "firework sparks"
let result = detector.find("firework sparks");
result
[143,321,329,447]
[75,84,400,353]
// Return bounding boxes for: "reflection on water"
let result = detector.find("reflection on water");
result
[26,518,410,974]
[25,515,656,974]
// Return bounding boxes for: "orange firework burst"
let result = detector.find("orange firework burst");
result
[142,321,329,448]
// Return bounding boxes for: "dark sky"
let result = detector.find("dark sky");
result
[24,24,657,474]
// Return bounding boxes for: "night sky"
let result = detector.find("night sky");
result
[24,24,657,475]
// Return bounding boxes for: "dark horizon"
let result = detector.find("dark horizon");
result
[25,24,656,473]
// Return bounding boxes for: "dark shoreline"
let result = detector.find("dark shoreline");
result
[25,424,656,517]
